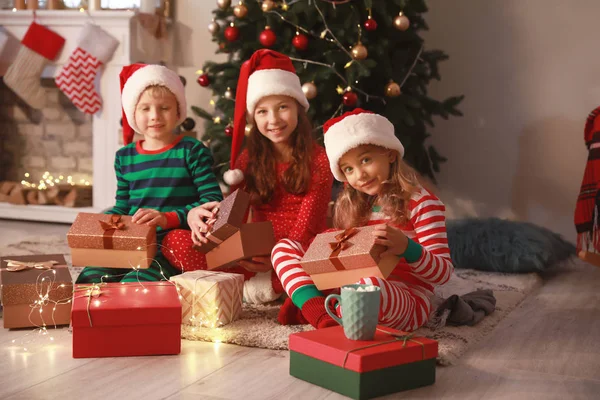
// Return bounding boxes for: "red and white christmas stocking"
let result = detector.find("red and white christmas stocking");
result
[3,22,65,109]
[55,22,119,114]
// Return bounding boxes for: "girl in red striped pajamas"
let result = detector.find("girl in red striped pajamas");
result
[273,109,454,331]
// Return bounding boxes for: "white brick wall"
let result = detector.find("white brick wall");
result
[0,81,93,183]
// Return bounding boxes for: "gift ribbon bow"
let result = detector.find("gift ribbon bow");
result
[74,284,105,327]
[341,328,426,369]
[3,259,59,272]
[99,215,126,249]
[328,227,359,271]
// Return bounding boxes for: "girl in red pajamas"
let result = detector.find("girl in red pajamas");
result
[162,50,333,303]
[272,109,454,331]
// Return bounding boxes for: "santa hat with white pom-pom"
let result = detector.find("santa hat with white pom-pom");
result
[224,49,309,186]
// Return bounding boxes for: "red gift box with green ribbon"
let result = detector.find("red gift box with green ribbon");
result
[289,325,438,399]
[67,212,157,269]
[71,282,181,358]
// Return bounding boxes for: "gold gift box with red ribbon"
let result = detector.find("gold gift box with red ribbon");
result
[67,213,157,269]
[300,225,399,290]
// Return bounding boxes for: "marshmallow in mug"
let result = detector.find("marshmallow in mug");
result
[344,285,378,292]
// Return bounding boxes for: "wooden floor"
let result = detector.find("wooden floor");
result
[1,219,599,400]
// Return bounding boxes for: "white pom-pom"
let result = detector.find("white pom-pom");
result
[243,272,281,304]
[223,168,244,186]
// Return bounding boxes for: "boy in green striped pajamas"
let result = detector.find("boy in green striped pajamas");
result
[76,64,223,284]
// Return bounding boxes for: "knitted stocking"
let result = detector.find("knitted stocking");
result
[55,22,119,114]
[4,22,65,109]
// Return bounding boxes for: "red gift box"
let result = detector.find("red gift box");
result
[71,282,181,358]
[289,325,438,399]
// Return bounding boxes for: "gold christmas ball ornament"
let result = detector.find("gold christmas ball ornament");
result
[217,0,231,10]
[385,81,401,97]
[245,123,253,136]
[224,87,233,99]
[207,20,220,35]
[233,3,248,18]
[302,82,317,100]
[393,12,410,31]
[261,0,275,12]
[351,42,368,60]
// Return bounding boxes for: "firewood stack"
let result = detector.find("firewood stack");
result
[0,181,92,207]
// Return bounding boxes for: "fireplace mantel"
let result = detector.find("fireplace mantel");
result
[0,10,139,223]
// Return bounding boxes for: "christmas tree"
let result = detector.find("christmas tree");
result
[193,0,463,182]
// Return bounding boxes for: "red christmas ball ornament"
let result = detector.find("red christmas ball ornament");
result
[342,90,358,107]
[224,125,234,137]
[364,17,378,31]
[224,25,240,42]
[259,26,277,48]
[197,74,210,87]
[292,33,309,51]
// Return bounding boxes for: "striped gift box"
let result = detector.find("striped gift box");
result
[170,270,243,328]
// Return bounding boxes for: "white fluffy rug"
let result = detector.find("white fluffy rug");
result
[0,235,544,366]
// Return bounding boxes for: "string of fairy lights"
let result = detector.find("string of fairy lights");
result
[20,171,91,190]
[197,0,419,132]
[5,241,229,353]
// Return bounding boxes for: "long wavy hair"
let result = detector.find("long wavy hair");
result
[244,101,314,204]
[333,149,421,229]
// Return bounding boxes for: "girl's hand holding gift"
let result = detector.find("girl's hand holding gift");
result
[238,256,273,273]
[372,224,409,258]
[186,201,221,245]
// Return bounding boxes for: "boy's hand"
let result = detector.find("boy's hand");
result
[238,256,273,273]
[132,208,167,229]
[187,201,221,246]
[372,224,408,258]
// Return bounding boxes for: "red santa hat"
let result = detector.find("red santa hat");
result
[224,49,310,186]
[120,63,187,145]
[323,108,405,182]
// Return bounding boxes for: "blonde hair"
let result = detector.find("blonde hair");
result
[138,85,180,114]
[333,149,421,229]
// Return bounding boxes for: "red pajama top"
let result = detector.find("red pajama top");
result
[233,144,333,248]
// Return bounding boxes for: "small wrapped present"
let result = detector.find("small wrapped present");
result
[71,282,181,358]
[289,325,438,399]
[300,225,399,290]
[193,188,251,253]
[170,270,243,327]
[205,221,275,270]
[0,254,73,329]
[67,213,157,269]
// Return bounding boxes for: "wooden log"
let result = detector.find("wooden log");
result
[7,186,26,205]
[26,190,39,205]
[0,181,17,196]
[63,186,93,207]
[37,190,49,205]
